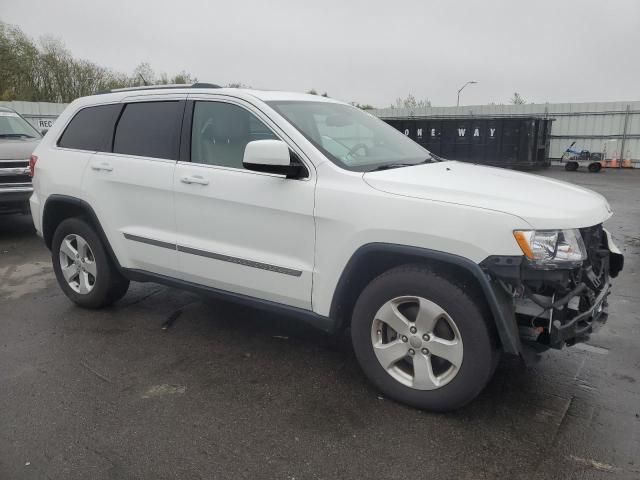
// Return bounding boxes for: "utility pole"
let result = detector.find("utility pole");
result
[456,81,478,107]
[619,104,630,168]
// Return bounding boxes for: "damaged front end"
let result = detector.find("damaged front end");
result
[482,224,624,352]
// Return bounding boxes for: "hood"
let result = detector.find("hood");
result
[0,137,41,160]
[363,161,612,229]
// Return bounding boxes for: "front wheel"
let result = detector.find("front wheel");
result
[351,265,499,412]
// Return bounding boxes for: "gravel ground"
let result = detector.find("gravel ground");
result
[1,167,639,479]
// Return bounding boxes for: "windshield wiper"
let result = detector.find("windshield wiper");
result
[370,163,415,171]
[370,157,434,172]
[0,133,35,139]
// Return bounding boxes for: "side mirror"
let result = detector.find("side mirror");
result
[243,140,306,179]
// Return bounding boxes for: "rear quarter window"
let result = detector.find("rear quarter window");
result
[58,104,121,151]
[113,101,183,160]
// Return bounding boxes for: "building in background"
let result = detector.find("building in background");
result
[0,101,67,133]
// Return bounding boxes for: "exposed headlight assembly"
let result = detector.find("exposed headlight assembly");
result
[513,229,587,268]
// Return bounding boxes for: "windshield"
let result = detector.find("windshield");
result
[268,101,432,172]
[0,111,41,139]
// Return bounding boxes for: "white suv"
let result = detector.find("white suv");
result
[30,84,624,411]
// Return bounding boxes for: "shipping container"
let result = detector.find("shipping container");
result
[385,117,552,169]
[373,101,640,168]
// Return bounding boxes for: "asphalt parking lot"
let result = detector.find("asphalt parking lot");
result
[1,167,639,480]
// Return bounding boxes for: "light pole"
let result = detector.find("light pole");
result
[456,81,478,107]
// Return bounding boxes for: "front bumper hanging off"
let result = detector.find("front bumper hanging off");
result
[481,225,623,352]
[550,279,610,346]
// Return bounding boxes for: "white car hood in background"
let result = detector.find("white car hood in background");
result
[363,161,612,229]
[0,138,40,160]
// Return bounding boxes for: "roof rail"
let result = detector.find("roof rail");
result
[96,83,222,95]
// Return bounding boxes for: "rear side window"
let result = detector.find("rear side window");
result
[58,104,121,151]
[113,101,182,160]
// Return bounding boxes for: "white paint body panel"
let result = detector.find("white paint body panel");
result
[31,87,614,319]
[243,139,290,166]
[363,161,612,230]
[173,161,316,309]
[82,151,178,276]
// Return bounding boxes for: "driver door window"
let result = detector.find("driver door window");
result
[190,101,277,168]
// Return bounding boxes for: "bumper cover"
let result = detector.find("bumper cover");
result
[0,186,33,213]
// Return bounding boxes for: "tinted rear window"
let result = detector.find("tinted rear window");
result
[113,101,182,160]
[58,104,121,151]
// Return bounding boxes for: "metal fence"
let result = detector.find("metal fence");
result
[372,101,640,168]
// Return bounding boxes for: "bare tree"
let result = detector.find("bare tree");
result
[226,82,251,88]
[0,21,197,102]
[350,102,375,110]
[306,89,329,97]
[392,94,431,110]
[510,92,527,104]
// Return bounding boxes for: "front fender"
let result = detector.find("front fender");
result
[328,243,521,355]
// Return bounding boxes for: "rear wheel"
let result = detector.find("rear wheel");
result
[52,217,129,308]
[351,265,499,412]
[565,161,579,171]
[588,162,602,173]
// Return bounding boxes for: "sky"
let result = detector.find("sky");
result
[1,0,639,107]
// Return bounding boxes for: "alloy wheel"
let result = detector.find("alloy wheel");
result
[370,296,464,390]
[59,234,97,294]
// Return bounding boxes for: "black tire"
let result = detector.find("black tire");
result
[351,264,499,412]
[51,217,129,308]
[565,161,579,171]
[588,162,602,173]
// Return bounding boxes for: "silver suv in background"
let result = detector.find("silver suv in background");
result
[0,106,41,215]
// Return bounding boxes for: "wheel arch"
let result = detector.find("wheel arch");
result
[42,194,122,270]
[329,243,521,355]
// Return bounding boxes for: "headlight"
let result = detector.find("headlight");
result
[513,229,587,268]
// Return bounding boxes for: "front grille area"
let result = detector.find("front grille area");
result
[0,174,31,184]
[0,160,30,185]
[0,160,29,168]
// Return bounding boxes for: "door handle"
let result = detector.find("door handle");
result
[180,175,209,185]
[91,161,113,172]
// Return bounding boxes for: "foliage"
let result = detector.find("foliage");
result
[306,89,329,97]
[391,94,431,109]
[0,21,196,102]
[226,82,252,88]
[350,102,375,110]
[510,92,526,105]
